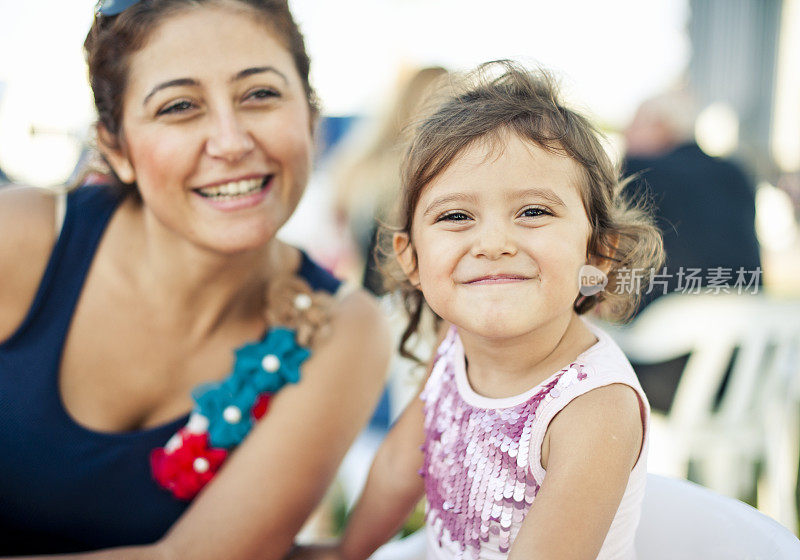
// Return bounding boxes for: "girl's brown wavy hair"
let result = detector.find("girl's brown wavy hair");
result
[382,60,664,360]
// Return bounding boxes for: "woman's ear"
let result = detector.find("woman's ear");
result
[96,124,135,184]
[393,232,420,286]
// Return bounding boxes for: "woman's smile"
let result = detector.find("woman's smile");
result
[192,175,273,211]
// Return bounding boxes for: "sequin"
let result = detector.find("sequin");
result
[421,328,591,557]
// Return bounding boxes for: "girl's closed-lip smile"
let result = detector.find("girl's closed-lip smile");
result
[463,274,534,285]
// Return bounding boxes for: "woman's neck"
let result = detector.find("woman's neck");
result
[111,200,296,341]
[457,313,598,399]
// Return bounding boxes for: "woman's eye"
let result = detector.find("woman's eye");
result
[246,88,280,101]
[157,100,194,116]
[437,211,471,222]
[520,206,551,218]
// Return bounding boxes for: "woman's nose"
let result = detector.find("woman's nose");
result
[470,224,518,259]
[206,109,255,163]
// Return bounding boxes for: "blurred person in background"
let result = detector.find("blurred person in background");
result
[0,0,390,557]
[623,92,762,412]
[329,66,448,295]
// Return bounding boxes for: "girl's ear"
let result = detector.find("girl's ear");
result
[96,124,136,184]
[393,232,420,286]
[589,232,620,275]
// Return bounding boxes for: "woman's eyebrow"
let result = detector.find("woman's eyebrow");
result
[233,66,288,83]
[143,78,197,105]
[142,67,288,106]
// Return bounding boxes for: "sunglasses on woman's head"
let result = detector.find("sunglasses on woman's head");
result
[96,0,141,16]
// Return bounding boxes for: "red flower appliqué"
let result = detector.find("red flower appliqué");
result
[251,393,272,420]
[150,429,228,500]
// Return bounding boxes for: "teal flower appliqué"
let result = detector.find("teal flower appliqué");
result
[231,327,311,391]
[192,327,311,448]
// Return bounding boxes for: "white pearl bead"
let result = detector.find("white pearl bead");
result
[165,434,182,453]
[193,457,210,473]
[222,405,242,424]
[293,293,312,311]
[186,413,210,434]
[261,354,280,373]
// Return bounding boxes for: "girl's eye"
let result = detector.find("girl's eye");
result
[520,206,551,218]
[156,100,194,116]
[437,211,471,222]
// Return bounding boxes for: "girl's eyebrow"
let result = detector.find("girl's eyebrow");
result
[511,188,567,208]
[422,192,480,217]
[142,66,288,106]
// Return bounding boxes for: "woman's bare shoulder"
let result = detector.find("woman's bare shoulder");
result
[0,186,58,342]
[321,286,391,374]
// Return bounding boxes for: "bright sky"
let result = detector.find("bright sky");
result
[0,0,689,184]
[291,0,690,123]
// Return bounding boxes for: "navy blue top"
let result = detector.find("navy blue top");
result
[0,186,340,555]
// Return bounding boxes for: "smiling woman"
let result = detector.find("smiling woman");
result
[0,1,390,558]
[95,2,315,254]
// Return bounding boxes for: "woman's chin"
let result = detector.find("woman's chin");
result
[192,225,279,256]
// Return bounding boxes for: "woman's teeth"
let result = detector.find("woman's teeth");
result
[197,177,266,198]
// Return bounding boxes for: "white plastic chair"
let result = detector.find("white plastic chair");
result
[635,474,800,559]
[599,293,800,532]
[368,474,800,560]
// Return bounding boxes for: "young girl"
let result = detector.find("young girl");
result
[297,60,663,560]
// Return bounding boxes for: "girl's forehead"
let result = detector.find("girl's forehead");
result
[415,133,586,209]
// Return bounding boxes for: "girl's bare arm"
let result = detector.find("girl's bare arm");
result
[507,383,644,560]
[336,387,427,560]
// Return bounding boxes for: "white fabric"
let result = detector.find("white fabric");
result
[634,474,800,559]
[372,474,800,560]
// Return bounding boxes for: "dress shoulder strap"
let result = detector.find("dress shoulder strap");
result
[297,251,341,294]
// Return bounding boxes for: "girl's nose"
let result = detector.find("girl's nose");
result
[470,225,518,259]
[206,109,255,163]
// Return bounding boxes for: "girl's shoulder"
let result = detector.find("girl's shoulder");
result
[572,321,643,388]
[545,324,648,434]
[0,186,58,342]
[533,323,649,481]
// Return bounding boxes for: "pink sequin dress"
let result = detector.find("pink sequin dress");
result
[420,321,650,560]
